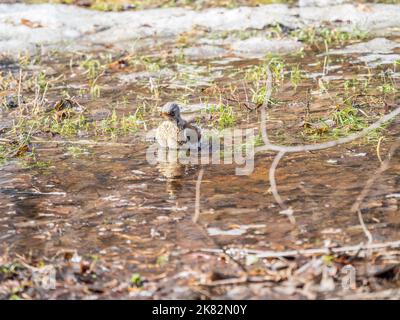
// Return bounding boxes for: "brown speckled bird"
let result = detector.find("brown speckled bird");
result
[155,102,201,149]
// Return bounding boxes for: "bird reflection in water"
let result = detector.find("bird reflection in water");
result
[156,148,199,199]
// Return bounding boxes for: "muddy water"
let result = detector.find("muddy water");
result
[1,31,400,297]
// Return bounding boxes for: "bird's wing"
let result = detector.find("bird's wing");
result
[184,122,201,142]
[184,115,209,125]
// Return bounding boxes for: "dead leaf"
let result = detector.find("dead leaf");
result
[21,18,43,29]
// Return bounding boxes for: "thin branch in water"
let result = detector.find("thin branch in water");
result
[201,240,400,258]
[193,168,204,223]
[257,64,400,154]
[376,136,384,163]
[269,151,286,208]
[190,168,249,275]
[357,209,373,244]
[351,138,400,212]
[200,275,248,287]
[256,105,400,153]
[350,138,400,242]
[268,151,296,224]
[257,65,400,218]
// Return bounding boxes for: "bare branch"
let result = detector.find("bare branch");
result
[350,138,400,243]
[193,168,204,223]
[201,240,400,258]
[357,209,373,244]
[257,64,400,153]
[268,151,296,224]
[256,105,400,154]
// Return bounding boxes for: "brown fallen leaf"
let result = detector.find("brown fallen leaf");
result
[21,18,43,29]
[108,58,130,70]
[356,3,373,13]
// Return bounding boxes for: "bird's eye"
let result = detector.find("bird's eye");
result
[170,111,175,116]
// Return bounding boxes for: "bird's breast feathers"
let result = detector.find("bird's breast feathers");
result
[156,121,200,148]
[156,121,186,148]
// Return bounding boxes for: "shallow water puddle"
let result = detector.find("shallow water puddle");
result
[1,2,400,299]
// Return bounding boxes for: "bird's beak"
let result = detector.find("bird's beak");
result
[160,111,170,118]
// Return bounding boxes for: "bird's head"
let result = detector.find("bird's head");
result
[160,102,182,124]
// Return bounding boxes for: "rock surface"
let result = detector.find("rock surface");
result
[231,38,303,58]
[331,38,400,55]
[330,38,400,67]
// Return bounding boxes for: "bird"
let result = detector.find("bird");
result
[155,102,201,149]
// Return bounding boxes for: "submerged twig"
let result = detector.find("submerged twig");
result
[256,105,400,154]
[200,275,248,287]
[350,138,400,242]
[376,136,384,163]
[190,169,248,275]
[268,151,295,224]
[201,240,400,258]
[351,138,400,213]
[256,63,400,217]
[357,209,373,244]
[269,151,286,208]
[192,168,204,223]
